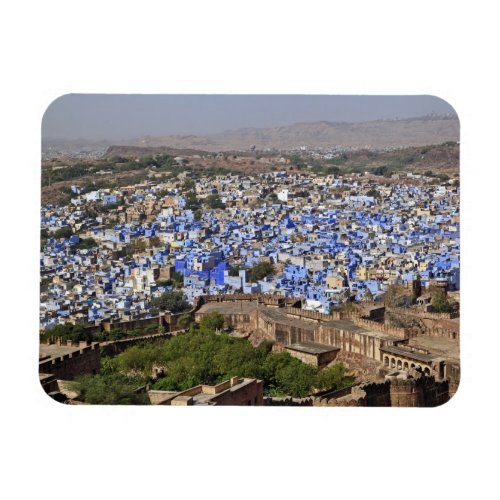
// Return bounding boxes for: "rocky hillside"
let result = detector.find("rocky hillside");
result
[125,115,459,151]
[332,142,459,174]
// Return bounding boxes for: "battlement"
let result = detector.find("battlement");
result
[352,317,410,338]
[39,341,100,382]
[196,294,453,379]
[39,342,99,368]
[41,338,99,351]
[282,306,360,322]
[149,376,263,406]
[201,293,297,307]
[314,373,449,407]
[386,306,459,320]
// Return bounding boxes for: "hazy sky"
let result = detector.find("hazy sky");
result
[42,94,457,142]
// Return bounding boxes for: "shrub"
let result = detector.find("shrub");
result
[54,227,73,239]
[70,373,149,405]
[150,291,191,314]
[431,291,454,313]
[247,262,275,283]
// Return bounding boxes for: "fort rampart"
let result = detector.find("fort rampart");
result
[314,371,449,407]
[386,307,459,320]
[281,306,359,322]
[39,342,100,380]
[195,294,412,364]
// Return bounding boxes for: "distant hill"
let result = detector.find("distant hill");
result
[41,141,459,205]
[104,145,211,158]
[124,115,459,152]
[328,142,459,174]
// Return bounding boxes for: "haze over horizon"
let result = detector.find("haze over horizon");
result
[42,95,458,143]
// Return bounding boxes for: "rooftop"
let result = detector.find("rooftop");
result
[408,335,460,362]
[149,376,259,406]
[39,343,87,360]
[286,341,340,355]
[380,345,438,363]
[197,301,257,315]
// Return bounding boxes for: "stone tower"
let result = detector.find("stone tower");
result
[412,273,422,300]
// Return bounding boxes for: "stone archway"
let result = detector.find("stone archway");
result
[384,356,389,367]
[424,367,431,376]
[403,362,409,371]
[397,359,402,370]
[391,358,396,368]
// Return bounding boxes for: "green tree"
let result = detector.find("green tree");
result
[171,271,183,283]
[150,291,191,314]
[372,165,389,176]
[152,377,179,391]
[117,344,159,375]
[100,355,119,375]
[54,227,73,239]
[247,262,276,283]
[178,312,193,329]
[431,291,454,313]
[315,363,347,391]
[206,194,226,209]
[107,328,127,341]
[70,373,149,405]
[229,266,242,277]
[184,192,200,210]
[199,312,225,332]
[290,154,306,169]
[182,179,195,190]
[74,237,96,249]
[274,359,318,398]
[366,189,381,199]
[262,351,295,388]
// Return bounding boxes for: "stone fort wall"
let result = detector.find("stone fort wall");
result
[193,294,459,388]
[315,373,449,407]
[195,294,408,364]
[39,342,100,381]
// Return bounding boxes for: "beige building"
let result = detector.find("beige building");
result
[285,342,340,367]
[326,274,345,288]
[148,376,264,406]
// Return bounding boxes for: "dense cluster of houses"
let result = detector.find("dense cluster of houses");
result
[40,169,460,330]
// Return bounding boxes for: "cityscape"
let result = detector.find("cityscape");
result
[39,95,460,406]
